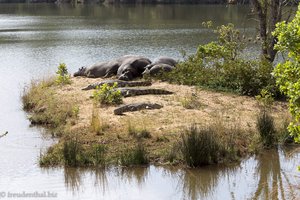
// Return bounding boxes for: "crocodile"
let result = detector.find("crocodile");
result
[115,88,173,97]
[114,103,163,115]
[82,80,152,90]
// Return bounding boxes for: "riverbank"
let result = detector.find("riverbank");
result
[22,76,290,167]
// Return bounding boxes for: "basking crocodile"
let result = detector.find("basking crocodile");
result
[114,103,163,115]
[82,80,152,90]
[115,88,173,97]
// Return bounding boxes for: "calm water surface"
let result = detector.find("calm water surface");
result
[0,3,299,200]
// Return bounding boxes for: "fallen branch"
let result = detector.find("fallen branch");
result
[0,131,8,138]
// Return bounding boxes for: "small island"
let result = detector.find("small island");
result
[22,71,290,167]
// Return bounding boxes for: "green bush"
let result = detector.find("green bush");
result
[273,5,300,142]
[180,125,221,167]
[93,83,123,105]
[161,23,278,96]
[56,63,71,85]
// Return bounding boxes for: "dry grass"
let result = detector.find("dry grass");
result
[25,76,290,166]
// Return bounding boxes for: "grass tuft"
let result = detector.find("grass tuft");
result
[180,125,221,167]
[256,110,276,148]
[90,107,109,135]
[119,143,149,166]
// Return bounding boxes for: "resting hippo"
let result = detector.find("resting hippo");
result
[73,60,120,78]
[143,63,175,76]
[143,56,177,76]
[146,56,177,69]
[117,56,151,81]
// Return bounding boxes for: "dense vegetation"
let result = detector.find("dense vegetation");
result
[273,5,300,143]
[161,23,278,97]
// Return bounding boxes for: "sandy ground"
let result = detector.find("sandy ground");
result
[59,76,288,133]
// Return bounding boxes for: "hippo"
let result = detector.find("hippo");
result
[73,60,120,78]
[117,56,151,81]
[142,63,175,76]
[143,56,177,76]
[146,56,177,69]
[74,55,149,78]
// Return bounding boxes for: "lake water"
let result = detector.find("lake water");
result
[0,3,299,200]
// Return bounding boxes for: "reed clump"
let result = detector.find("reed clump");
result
[119,143,149,166]
[180,125,221,167]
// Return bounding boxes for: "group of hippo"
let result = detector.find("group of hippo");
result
[73,55,177,81]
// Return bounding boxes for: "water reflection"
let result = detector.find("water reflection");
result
[117,167,149,185]
[253,147,299,200]
[64,167,84,192]
[93,167,108,193]
[179,165,239,200]
[59,148,299,200]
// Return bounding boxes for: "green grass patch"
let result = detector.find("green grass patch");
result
[40,138,106,167]
[22,78,78,132]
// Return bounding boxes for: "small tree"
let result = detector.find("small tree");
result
[250,0,296,62]
[56,63,71,85]
[273,5,300,143]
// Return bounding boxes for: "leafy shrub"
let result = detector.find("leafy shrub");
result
[273,5,300,142]
[56,63,71,85]
[93,83,123,105]
[161,23,277,96]
[255,89,275,110]
[180,125,221,167]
